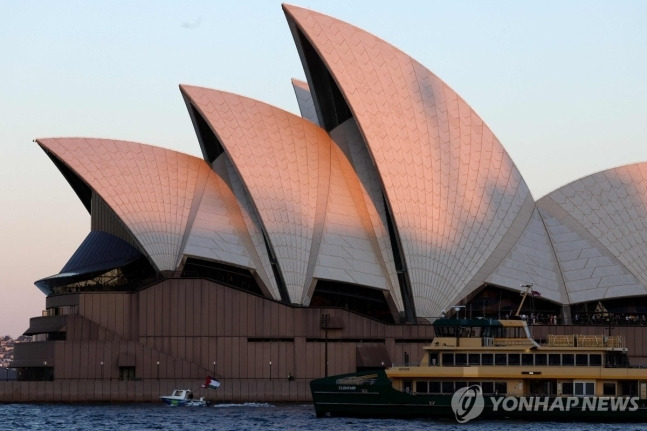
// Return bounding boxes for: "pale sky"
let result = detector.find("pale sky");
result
[1,1,646,337]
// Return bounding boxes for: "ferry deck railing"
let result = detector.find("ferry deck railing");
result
[545,334,624,348]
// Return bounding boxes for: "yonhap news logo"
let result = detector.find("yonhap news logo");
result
[451,385,485,423]
[450,384,640,423]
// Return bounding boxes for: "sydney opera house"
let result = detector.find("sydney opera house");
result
[6,4,647,402]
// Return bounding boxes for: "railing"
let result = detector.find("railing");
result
[546,334,624,348]
[546,335,574,347]
[491,338,535,346]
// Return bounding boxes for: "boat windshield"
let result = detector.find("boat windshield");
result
[482,326,528,339]
[434,326,482,337]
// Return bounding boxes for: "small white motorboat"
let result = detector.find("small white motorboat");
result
[160,389,200,406]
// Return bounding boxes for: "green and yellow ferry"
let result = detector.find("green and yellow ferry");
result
[310,304,647,421]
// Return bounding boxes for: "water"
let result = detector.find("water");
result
[1,403,647,431]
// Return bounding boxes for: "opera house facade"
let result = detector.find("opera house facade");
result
[6,4,647,402]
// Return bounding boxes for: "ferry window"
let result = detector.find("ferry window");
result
[482,382,494,394]
[442,353,454,366]
[495,354,507,366]
[522,354,534,366]
[620,381,637,396]
[562,354,574,366]
[481,354,493,365]
[455,354,467,366]
[429,381,441,393]
[585,382,594,396]
[576,354,588,366]
[495,382,507,395]
[535,354,547,365]
[403,381,413,393]
[606,352,628,367]
[508,354,520,366]
[562,382,573,395]
[589,354,602,366]
[416,381,428,393]
[603,382,616,396]
[442,381,454,394]
[455,381,467,391]
[574,381,595,396]
[469,354,480,365]
[549,354,561,366]
[428,353,438,366]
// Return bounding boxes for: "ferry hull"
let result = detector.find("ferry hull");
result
[310,371,647,421]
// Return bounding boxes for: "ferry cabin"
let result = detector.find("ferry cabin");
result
[386,317,647,400]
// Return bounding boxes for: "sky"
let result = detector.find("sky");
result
[1,1,646,337]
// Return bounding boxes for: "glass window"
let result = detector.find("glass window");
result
[119,366,135,381]
[574,381,595,396]
[495,382,507,395]
[522,354,534,366]
[576,354,588,366]
[495,354,507,366]
[442,381,454,394]
[620,381,638,396]
[455,381,467,390]
[416,381,428,393]
[562,354,574,366]
[508,354,520,366]
[549,354,561,366]
[535,354,547,366]
[589,354,602,366]
[429,381,441,394]
[482,382,494,394]
[442,353,454,366]
[481,354,494,365]
[455,354,467,366]
[562,382,573,395]
[428,353,439,366]
[469,354,480,366]
[603,382,616,396]
[403,381,413,393]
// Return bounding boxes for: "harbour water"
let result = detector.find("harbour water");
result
[1,403,647,431]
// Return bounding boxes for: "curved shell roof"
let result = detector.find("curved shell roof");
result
[181,85,403,308]
[37,138,210,272]
[284,5,534,318]
[291,78,320,126]
[35,5,647,320]
[537,163,647,302]
[36,138,274,287]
